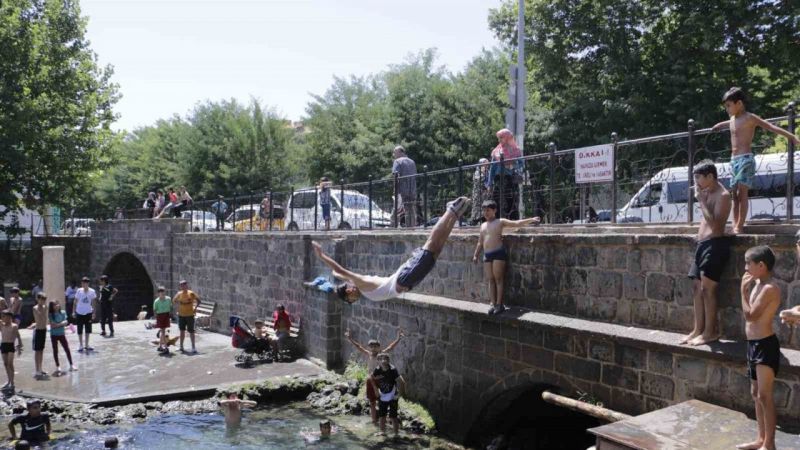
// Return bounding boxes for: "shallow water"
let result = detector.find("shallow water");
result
[48,403,454,450]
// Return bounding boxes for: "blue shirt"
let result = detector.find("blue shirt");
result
[211,200,228,215]
[49,311,67,336]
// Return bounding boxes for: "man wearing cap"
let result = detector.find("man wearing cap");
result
[73,277,97,352]
[174,280,201,354]
[98,275,118,337]
[210,195,228,231]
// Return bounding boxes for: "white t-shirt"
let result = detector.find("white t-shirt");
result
[74,288,97,315]
[360,270,402,302]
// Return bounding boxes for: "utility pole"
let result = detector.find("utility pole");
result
[515,0,525,153]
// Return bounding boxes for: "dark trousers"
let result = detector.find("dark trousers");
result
[492,174,520,220]
[100,301,114,334]
[216,214,225,230]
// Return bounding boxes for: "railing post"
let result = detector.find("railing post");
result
[314,186,318,231]
[289,187,294,231]
[368,175,373,230]
[340,179,345,228]
[548,143,555,224]
[499,154,506,219]
[202,200,206,232]
[232,193,238,232]
[458,159,464,227]
[268,189,274,231]
[787,102,796,221]
[687,119,696,224]
[611,132,619,224]
[189,203,193,230]
[249,193,254,231]
[393,172,399,228]
[423,165,429,228]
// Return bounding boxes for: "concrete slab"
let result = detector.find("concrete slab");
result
[10,321,323,405]
[589,400,800,450]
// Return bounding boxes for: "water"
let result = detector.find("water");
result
[48,403,454,449]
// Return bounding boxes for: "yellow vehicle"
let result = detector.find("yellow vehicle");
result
[229,204,285,231]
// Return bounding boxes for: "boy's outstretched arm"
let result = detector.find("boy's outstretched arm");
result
[383,329,405,352]
[344,329,370,355]
[500,217,541,229]
[753,115,800,145]
[711,120,729,132]
[780,305,800,324]
[311,241,360,283]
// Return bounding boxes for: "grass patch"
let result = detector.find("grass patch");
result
[399,397,436,431]
[344,359,368,383]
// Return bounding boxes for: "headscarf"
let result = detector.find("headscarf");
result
[491,129,522,162]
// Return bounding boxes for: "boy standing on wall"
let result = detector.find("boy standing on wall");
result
[710,87,800,234]
[345,328,404,425]
[737,246,781,450]
[472,200,540,315]
[681,160,732,346]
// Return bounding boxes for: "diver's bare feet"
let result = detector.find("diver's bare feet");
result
[690,332,721,346]
[735,440,763,450]
[732,227,743,234]
[680,330,701,345]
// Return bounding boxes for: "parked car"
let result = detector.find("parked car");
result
[617,152,800,223]
[227,204,286,231]
[59,218,96,236]
[181,210,232,232]
[286,189,392,231]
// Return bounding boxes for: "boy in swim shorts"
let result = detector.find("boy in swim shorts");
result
[29,293,49,379]
[311,196,472,303]
[345,328,403,425]
[370,353,406,436]
[736,246,781,450]
[0,310,22,392]
[710,87,800,234]
[472,200,540,315]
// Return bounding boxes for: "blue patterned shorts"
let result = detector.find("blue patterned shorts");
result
[730,153,755,189]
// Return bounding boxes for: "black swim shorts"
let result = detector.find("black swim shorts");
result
[483,247,508,263]
[396,248,437,290]
[747,334,780,380]
[0,343,14,354]
[378,399,399,418]
[32,329,46,352]
[178,316,196,333]
[688,236,731,283]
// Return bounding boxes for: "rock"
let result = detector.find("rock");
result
[333,382,349,394]
[116,404,147,420]
[321,386,335,396]
[347,380,360,396]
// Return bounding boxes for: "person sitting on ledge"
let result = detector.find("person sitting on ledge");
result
[311,196,472,303]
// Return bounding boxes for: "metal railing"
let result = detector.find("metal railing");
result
[96,102,797,231]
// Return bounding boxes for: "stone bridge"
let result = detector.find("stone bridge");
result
[70,219,800,443]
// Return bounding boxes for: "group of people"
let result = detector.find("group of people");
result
[143,186,193,219]
[149,280,203,354]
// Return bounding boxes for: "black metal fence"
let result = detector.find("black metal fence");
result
[60,102,798,233]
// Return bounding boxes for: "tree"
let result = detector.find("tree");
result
[0,0,119,229]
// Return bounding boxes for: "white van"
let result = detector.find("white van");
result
[617,153,800,223]
[286,189,392,230]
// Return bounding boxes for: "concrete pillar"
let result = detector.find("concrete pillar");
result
[43,246,65,307]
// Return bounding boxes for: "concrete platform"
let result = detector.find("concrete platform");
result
[10,321,323,405]
[589,400,800,450]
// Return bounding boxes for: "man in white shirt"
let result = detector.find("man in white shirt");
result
[311,196,471,303]
[72,277,97,352]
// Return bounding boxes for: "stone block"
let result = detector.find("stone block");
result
[555,247,576,267]
[664,247,691,275]
[598,247,628,270]
[673,277,695,306]
[609,387,644,416]
[602,365,640,392]
[588,271,623,299]
[575,246,597,267]
[640,248,663,272]
[666,306,693,333]
[589,340,614,362]
[424,345,446,372]
[628,249,642,273]
[506,341,521,361]
[572,337,588,358]
[641,372,675,399]
[675,356,708,383]
[623,273,646,300]
[518,326,543,346]
[564,269,589,295]
[774,380,791,409]
[614,344,647,370]
[646,273,674,302]
[645,397,671,412]
[647,350,674,375]
[519,345,554,370]
[554,354,601,382]
[484,336,506,358]
[543,330,572,353]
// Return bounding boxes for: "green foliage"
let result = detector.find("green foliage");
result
[399,397,436,431]
[95,99,300,209]
[343,359,368,383]
[488,0,800,152]
[0,0,119,220]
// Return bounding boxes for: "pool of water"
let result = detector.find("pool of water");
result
[49,403,452,449]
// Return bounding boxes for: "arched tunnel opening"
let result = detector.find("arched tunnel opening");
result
[466,384,602,450]
[102,253,154,321]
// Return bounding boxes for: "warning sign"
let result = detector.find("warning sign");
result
[575,144,614,184]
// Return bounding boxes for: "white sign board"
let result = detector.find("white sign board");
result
[575,144,614,184]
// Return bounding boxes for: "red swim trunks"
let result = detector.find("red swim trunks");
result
[156,312,170,329]
[366,377,378,402]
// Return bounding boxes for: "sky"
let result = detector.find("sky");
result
[81,0,504,131]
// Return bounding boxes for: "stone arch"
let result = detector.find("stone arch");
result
[464,370,602,449]
[102,252,154,320]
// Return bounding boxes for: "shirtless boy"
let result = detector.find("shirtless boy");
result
[218,392,256,429]
[0,287,24,324]
[29,293,49,379]
[345,328,403,425]
[710,87,800,234]
[0,310,22,392]
[472,200,540,315]
[681,160,732,346]
[312,196,471,303]
[737,246,781,450]
[778,230,800,335]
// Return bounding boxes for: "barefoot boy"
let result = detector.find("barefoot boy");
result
[710,87,800,234]
[312,196,471,303]
[0,310,22,392]
[681,160,732,346]
[153,286,172,354]
[472,200,540,315]
[737,246,781,450]
[345,328,404,425]
[370,353,406,436]
[29,293,49,379]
